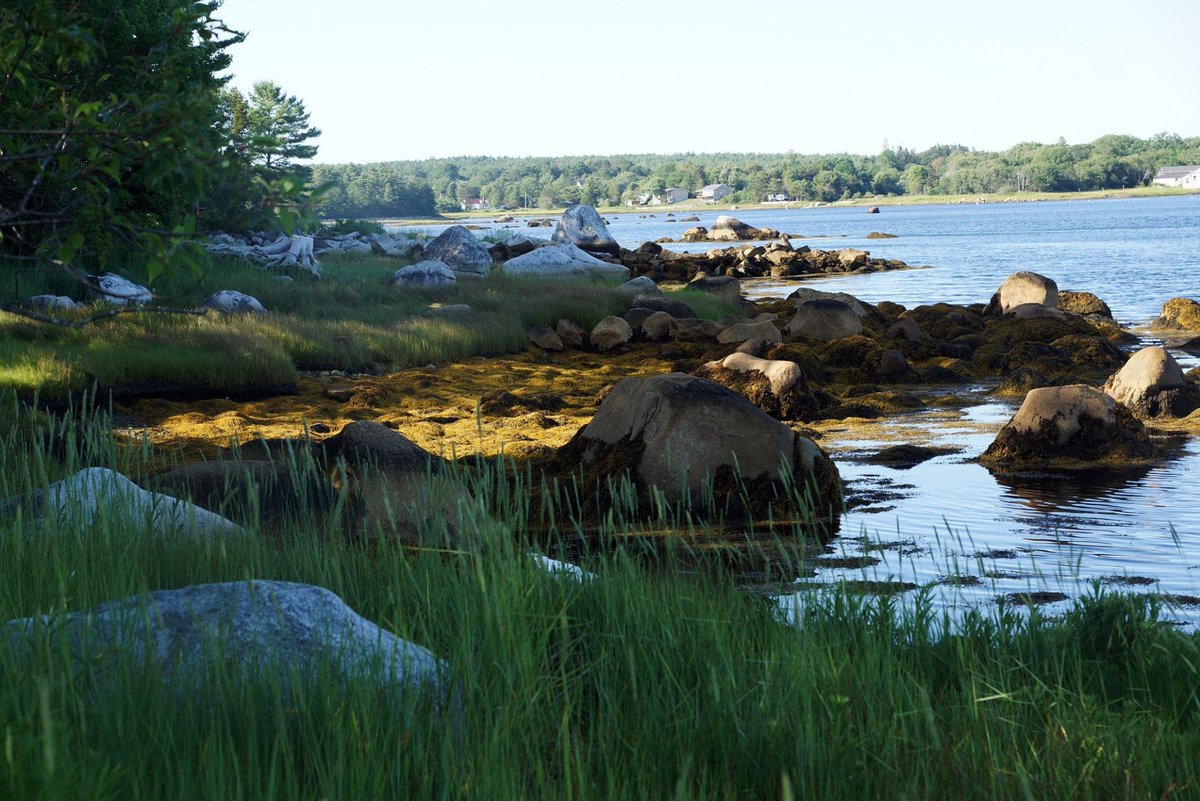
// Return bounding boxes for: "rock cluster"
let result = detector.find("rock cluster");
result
[619,239,916,282]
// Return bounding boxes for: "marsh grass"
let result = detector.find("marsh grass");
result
[2,399,1200,799]
[0,253,729,402]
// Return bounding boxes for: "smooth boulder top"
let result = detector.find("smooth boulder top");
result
[1005,384,1117,446]
[589,315,633,352]
[89,273,152,306]
[499,243,629,280]
[422,226,493,277]
[25,294,82,311]
[992,270,1058,314]
[201,290,267,314]
[4,581,449,698]
[319,421,446,472]
[390,260,457,287]
[707,352,804,396]
[1103,346,1186,406]
[552,204,621,257]
[0,467,245,537]
[786,288,870,318]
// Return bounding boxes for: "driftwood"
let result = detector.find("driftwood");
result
[205,233,321,277]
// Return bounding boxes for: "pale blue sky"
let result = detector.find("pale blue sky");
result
[215,0,1200,164]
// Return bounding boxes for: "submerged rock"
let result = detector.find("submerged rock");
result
[980,385,1168,469]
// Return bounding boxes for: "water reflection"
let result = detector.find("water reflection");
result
[988,464,1157,514]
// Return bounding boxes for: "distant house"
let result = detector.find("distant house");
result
[650,187,689,205]
[627,193,652,207]
[765,192,793,202]
[460,197,489,211]
[1152,166,1200,188]
[698,183,733,202]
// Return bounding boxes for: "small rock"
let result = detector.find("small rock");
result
[525,324,564,351]
[389,260,456,287]
[590,316,633,352]
[201,290,267,314]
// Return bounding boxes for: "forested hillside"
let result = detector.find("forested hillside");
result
[311,134,1200,218]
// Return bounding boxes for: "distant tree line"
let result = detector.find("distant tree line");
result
[312,133,1200,218]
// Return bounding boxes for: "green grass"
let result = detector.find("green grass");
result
[0,252,738,402]
[1,399,1199,799]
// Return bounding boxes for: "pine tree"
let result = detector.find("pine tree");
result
[244,81,321,179]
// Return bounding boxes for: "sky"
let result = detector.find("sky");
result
[214,0,1200,165]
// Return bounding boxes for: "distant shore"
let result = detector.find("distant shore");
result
[383,185,1198,228]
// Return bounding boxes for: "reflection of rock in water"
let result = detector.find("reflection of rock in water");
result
[987,464,1156,514]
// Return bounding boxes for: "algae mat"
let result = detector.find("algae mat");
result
[118,349,679,461]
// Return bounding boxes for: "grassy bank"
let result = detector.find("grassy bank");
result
[2,400,1200,799]
[0,254,735,404]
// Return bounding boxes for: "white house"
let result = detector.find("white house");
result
[650,187,689,205]
[1152,166,1200,188]
[460,197,489,211]
[765,192,793,202]
[698,183,733,202]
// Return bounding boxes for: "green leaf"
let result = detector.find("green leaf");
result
[145,258,166,284]
[56,231,84,264]
[278,207,297,236]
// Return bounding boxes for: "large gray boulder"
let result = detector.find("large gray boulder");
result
[89,274,152,306]
[389,260,457,287]
[201,290,267,314]
[980,385,1167,469]
[499,243,629,281]
[1102,345,1200,418]
[4,581,449,700]
[552,204,621,257]
[553,373,840,525]
[617,276,662,297]
[423,226,493,278]
[0,467,245,536]
[786,299,864,340]
[986,271,1058,315]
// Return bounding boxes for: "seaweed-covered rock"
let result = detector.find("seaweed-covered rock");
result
[693,353,820,421]
[1058,290,1112,318]
[553,373,840,526]
[1103,346,1200,419]
[1154,297,1200,332]
[980,385,1167,469]
[716,320,782,345]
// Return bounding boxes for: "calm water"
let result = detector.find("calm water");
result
[406,197,1200,622]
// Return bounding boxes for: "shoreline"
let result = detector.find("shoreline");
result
[382,186,1199,227]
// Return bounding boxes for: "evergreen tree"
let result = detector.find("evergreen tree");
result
[243,81,322,179]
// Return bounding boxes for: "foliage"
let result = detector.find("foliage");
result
[311,134,1200,217]
[0,0,240,278]
[1,400,1200,798]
